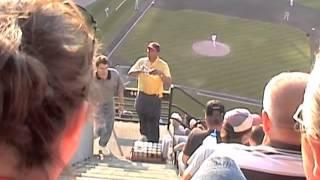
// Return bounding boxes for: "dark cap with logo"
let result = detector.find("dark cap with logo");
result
[206,100,225,116]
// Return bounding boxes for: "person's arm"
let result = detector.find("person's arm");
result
[163,62,172,86]
[174,142,186,152]
[182,131,195,165]
[149,69,171,85]
[149,62,172,86]
[128,70,143,78]
[128,59,143,78]
[117,73,125,116]
[182,146,215,180]
[160,71,172,86]
[181,173,192,180]
[182,153,190,166]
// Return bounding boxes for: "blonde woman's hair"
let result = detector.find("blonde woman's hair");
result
[303,59,320,139]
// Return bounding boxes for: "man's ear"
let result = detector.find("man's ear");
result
[59,102,89,164]
[262,110,271,134]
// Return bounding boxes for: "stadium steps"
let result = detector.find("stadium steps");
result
[59,155,178,180]
[59,87,176,179]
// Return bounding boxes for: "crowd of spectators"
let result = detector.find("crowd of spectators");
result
[169,70,320,180]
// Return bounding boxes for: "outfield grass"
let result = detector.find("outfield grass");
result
[115,8,310,102]
[87,0,138,48]
[296,0,320,11]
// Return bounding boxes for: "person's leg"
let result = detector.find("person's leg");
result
[284,12,290,21]
[146,114,160,143]
[137,112,148,141]
[135,94,147,136]
[146,97,161,143]
[98,104,115,147]
[135,0,139,10]
[94,105,106,140]
[283,12,287,20]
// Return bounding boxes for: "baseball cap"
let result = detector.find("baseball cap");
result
[206,100,225,116]
[189,119,197,128]
[147,42,160,52]
[224,108,261,133]
[170,112,182,122]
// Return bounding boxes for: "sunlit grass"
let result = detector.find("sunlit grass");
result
[87,0,138,48]
[115,8,310,101]
[296,0,320,11]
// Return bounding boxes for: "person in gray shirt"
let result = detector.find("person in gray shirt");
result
[89,55,124,155]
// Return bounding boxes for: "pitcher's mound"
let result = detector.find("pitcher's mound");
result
[192,40,230,57]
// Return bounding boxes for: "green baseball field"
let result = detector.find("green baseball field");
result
[83,0,319,116]
[296,0,320,11]
[86,0,139,48]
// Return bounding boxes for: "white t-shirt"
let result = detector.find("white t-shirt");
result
[289,0,294,7]
[175,125,187,136]
[211,35,217,41]
[185,143,305,179]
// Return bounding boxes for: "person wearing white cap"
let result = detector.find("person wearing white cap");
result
[211,34,217,47]
[220,108,261,145]
[289,0,294,7]
[134,0,139,10]
[105,7,109,17]
[283,11,290,21]
[162,113,185,161]
[171,112,188,136]
[189,119,197,129]
[182,72,308,180]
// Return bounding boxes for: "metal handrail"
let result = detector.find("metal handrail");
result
[167,85,205,130]
[171,85,206,108]
[170,104,198,120]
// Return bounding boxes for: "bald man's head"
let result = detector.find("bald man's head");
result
[263,72,309,128]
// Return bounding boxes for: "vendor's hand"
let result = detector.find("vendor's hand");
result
[149,69,163,76]
[118,105,124,117]
[132,69,145,74]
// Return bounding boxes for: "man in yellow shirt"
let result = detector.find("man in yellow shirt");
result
[128,42,172,142]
